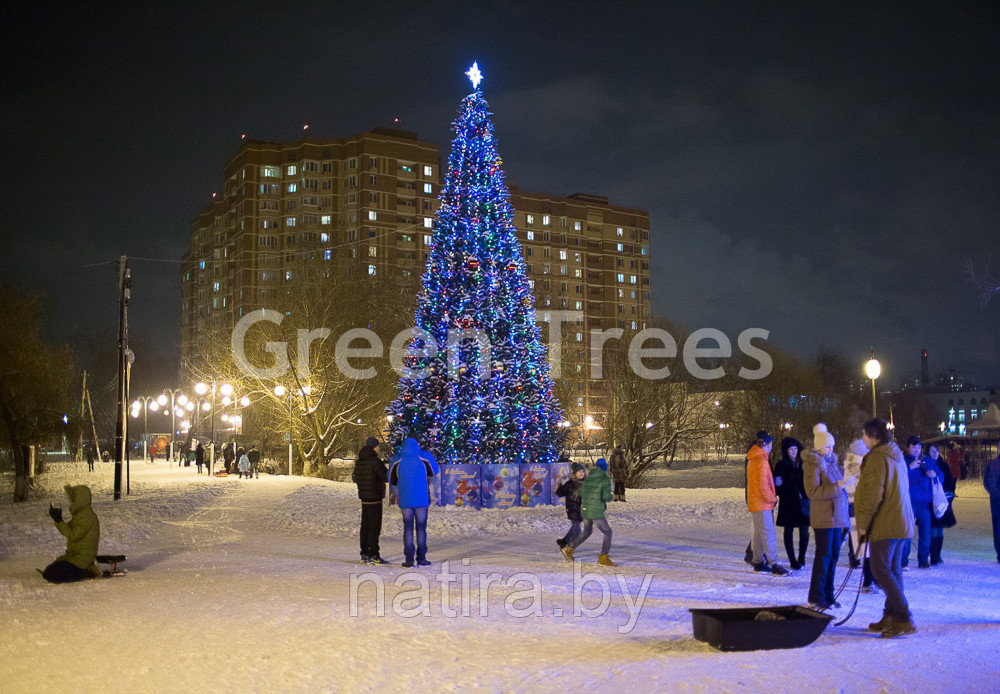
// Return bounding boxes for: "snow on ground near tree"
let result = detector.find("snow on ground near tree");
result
[1,460,998,693]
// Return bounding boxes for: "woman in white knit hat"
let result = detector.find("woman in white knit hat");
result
[802,423,855,608]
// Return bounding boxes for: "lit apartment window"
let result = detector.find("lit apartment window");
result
[212,282,220,292]
[542,215,550,226]
[528,279,535,289]
[262,166,280,178]
[369,246,377,257]
[286,217,297,227]
[616,243,624,252]
[401,234,412,242]
[527,231,534,241]
[199,260,206,270]
[641,245,648,255]
[630,275,637,284]
[400,164,413,173]
[423,234,431,245]
[423,183,433,194]
[617,273,625,282]
[285,271,293,281]
[423,165,433,176]
[574,221,581,231]
[368,264,377,276]
[576,332,583,342]
[287,183,297,193]
[526,214,535,225]
[617,227,623,236]
[631,321,638,330]
[559,250,567,260]
[368,211,377,221]
[320,233,329,242]
[323,250,331,260]
[560,265,567,275]
[424,217,433,228]
[575,301,583,310]
[321,215,331,225]
[287,165,297,176]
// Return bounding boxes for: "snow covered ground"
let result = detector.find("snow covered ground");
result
[1,459,997,693]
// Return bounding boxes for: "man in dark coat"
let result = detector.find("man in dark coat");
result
[247,445,261,479]
[555,462,586,549]
[223,442,235,474]
[353,437,388,564]
[85,444,96,472]
[195,441,205,474]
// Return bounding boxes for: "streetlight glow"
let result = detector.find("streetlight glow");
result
[273,384,286,397]
[157,393,168,406]
[201,402,211,412]
[195,382,208,396]
[177,394,188,406]
[240,396,250,407]
[149,401,159,412]
[865,358,881,380]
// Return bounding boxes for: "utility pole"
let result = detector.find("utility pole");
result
[76,371,86,461]
[114,256,131,500]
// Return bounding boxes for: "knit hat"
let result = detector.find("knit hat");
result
[848,438,868,457]
[571,462,586,474]
[364,437,380,449]
[595,458,608,470]
[755,431,774,447]
[813,423,835,450]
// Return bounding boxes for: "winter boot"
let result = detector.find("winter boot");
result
[561,546,574,562]
[744,544,754,565]
[88,562,103,579]
[930,537,943,565]
[770,563,790,577]
[556,537,567,549]
[868,613,890,632]
[752,561,771,572]
[881,616,917,638]
[598,554,617,566]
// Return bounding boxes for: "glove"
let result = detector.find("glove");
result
[49,504,63,523]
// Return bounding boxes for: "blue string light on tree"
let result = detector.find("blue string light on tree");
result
[387,63,566,465]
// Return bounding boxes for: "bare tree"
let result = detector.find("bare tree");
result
[0,286,74,501]
[964,257,1000,307]
[186,261,414,474]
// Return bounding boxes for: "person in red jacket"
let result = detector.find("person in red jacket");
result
[746,432,790,576]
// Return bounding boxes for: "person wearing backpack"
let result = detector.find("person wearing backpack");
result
[562,458,616,566]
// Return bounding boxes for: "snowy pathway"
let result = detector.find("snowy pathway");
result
[1,462,998,692]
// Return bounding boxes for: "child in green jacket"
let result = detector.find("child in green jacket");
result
[562,458,617,566]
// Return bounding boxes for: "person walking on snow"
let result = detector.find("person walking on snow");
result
[40,485,102,583]
[609,447,627,501]
[247,445,261,479]
[563,458,616,566]
[927,443,956,565]
[86,444,95,472]
[236,448,249,478]
[803,423,854,609]
[856,418,916,637]
[843,438,877,591]
[746,433,790,576]
[353,437,388,564]
[555,462,586,550]
[389,438,439,568]
[195,441,205,474]
[983,443,1000,564]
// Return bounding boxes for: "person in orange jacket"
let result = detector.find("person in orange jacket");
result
[746,432,790,576]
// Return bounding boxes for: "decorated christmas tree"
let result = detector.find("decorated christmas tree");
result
[387,63,565,465]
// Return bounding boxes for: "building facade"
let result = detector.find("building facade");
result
[180,128,651,420]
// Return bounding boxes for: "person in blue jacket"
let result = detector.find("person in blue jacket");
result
[902,436,940,569]
[389,438,439,568]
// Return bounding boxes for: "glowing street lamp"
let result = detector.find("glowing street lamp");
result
[865,351,881,418]
[274,384,293,475]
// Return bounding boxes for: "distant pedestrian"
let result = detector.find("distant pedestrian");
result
[609,447,627,501]
[237,448,249,478]
[983,443,1000,565]
[353,437,388,564]
[946,443,965,481]
[856,418,916,637]
[195,441,205,474]
[223,443,235,474]
[248,445,260,479]
[389,438,439,568]
[85,444,95,472]
[746,432,790,576]
[555,462,586,551]
[774,436,809,569]
[563,458,616,566]
[802,424,853,609]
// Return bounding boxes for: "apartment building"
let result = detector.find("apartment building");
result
[180,127,650,419]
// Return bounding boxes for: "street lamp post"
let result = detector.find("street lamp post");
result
[196,380,234,471]
[130,396,152,462]
[865,350,881,418]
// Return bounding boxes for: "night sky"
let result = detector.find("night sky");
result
[2,2,998,387]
